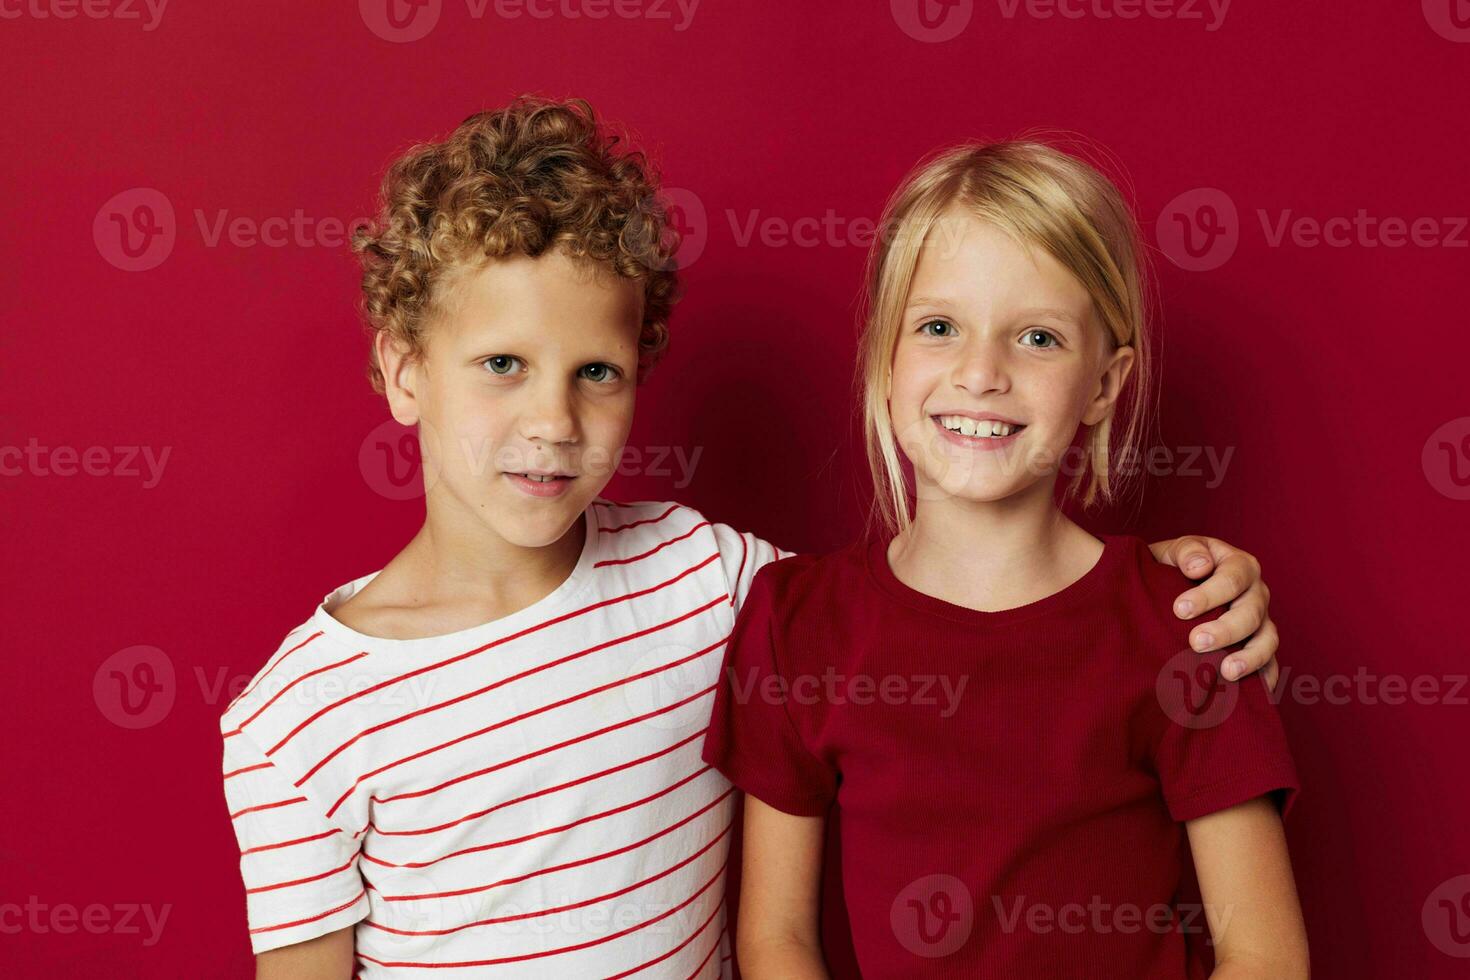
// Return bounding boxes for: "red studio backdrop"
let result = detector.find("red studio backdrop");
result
[3,2,1468,977]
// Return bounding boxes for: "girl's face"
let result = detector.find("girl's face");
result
[888,208,1134,508]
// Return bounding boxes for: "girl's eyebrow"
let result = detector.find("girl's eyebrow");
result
[905,296,955,310]
[1018,307,1084,326]
[904,300,1083,327]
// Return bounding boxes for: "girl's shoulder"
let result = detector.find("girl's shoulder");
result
[751,536,872,595]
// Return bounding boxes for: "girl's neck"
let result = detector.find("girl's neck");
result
[888,485,1104,614]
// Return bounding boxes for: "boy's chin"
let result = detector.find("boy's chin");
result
[491,492,591,542]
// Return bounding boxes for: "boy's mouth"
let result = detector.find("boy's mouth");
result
[932,414,1026,441]
[505,471,576,498]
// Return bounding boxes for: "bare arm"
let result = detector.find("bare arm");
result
[736,796,830,980]
[1186,797,1309,979]
[255,926,355,980]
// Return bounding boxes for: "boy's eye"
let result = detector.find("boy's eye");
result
[919,320,954,337]
[579,363,620,384]
[1020,329,1060,349]
[483,355,522,375]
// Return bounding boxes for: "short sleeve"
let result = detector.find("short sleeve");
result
[1152,655,1300,823]
[701,564,837,816]
[711,522,794,616]
[221,728,369,953]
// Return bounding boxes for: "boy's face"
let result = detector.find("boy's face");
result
[382,250,643,548]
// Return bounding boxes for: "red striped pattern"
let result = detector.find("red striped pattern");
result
[220,500,774,976]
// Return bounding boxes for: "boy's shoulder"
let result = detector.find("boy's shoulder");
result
[592,496,786,594]
[591,497,730,567]
[591,497,705,537]
[217,581,366,737]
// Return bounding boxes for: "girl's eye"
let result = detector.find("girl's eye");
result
[579,363,620,384]
[919,320,954,338]
[483,355,522,375]
[1020,329,1060,349]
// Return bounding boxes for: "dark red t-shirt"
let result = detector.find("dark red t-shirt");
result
[702,533,1298,979]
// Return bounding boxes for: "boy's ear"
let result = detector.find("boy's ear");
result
[376,331,422,426]
[1082,344,1136,426]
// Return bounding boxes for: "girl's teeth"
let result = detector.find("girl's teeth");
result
[937,415,1018,438]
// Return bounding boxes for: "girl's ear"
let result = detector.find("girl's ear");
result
[1083,344,1136,426]
[376,331,422,426]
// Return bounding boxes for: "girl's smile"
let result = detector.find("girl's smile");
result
[931,412,1027,451]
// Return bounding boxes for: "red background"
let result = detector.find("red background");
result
[4,1,1468,976]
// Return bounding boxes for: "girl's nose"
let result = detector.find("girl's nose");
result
[951,341,1011,396]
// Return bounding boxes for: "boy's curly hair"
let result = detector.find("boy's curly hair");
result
[352,96,681,392]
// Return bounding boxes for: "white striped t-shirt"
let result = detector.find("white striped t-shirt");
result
[220,500,786,978]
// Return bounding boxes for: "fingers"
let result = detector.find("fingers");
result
[1173,548,1261,620]
[1220,618,1280,687]
[1150,535,1217,579]
[1187,581,1268,653]
[1155,535,1277,685]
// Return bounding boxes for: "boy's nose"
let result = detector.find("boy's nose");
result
[520,383,580,445]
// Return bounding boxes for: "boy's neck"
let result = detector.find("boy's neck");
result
[335,498,590,641]
[407,503,587,602]
[889,484,1103,613]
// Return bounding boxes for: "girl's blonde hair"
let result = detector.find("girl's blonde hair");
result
[857,139,1154,534]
